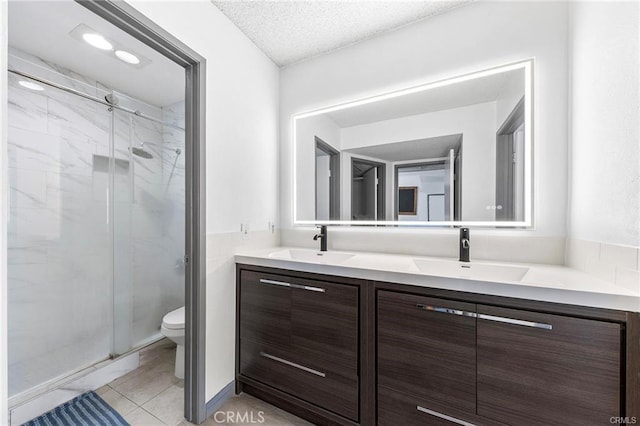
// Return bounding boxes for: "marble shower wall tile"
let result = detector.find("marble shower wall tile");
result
[8,127,100,176]
[7,74,48,133]
[113,89,163,121]
[7,242,48,265]
[9,47,105,99]
[161,101,185,129]
[46,92,111,144]
[8,168,47,210]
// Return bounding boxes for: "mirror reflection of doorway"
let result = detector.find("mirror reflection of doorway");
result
[315,137,340,220]
[496,97,525,221]
[395,149,460,221]
[351,158,385,220]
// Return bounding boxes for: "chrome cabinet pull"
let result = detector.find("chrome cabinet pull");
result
[259,278,291,288]
[292,283,325,292]
[259,352,326,377]
[416,304,477,318]
[415,304,552,330]
[477,313,552,330]
[259,278,325,293]
[416,406,477,426]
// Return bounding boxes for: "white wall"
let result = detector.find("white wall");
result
[1,0,8,422]
[127,0,280,401]
[398,169,445,222]
[280,1,569,263]
[568,1,640,247]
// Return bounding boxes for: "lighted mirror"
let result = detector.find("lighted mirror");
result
[293,59,533,227]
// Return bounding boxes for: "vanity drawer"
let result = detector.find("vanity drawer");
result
[377,290,477,414]
[378,385,488,426]
[240,339,359,421]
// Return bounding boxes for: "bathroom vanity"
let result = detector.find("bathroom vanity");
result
[235,249,639,426]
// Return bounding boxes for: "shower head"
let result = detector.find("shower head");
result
[130,146,153,159]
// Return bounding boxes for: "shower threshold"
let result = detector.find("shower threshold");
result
[8,335,164,426]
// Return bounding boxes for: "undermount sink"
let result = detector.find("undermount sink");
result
[268,248,355,264]
[412,258,529,282]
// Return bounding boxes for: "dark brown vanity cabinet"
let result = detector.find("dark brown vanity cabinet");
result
[476,305,622,426]
[238,269,360,422]
[377,291,477,424]
[237,265,637,426]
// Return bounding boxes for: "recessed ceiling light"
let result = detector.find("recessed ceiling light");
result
[82,33,113,50]
[18,81,44,91]
[115,50,141,65]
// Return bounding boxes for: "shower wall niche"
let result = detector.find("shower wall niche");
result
[7,48,185,400]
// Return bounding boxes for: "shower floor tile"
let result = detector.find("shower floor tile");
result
[107,338,312,425]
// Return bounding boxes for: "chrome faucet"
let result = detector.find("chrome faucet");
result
[459,228,470,262]
[313,225,328,252]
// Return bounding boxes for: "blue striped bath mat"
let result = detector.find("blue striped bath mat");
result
[23,391,129,426]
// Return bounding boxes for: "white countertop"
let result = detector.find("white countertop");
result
[235,247,640,312]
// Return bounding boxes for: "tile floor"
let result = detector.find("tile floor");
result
[97,339,313,426]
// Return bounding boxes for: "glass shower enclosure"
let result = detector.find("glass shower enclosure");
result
[7,55,185,400]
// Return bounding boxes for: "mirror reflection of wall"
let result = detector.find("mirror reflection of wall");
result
[296,60,532,226]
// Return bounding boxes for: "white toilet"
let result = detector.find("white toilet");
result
[161,306,185,379]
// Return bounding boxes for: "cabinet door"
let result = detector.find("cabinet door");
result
[477,305,621,425]
[377,290,477,415]
[292,279,359,375]
[239,270,291,349]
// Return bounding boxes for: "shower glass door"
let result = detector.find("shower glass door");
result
[7,72,114,398]
[111,93,186,355]
[7,67,186,401]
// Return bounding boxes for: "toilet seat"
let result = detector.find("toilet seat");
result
[162,306,185,330]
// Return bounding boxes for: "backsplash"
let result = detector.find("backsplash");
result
[566,239,640,291]
[280,229,640,291]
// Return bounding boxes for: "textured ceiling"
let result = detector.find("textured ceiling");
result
[211,0,473,67]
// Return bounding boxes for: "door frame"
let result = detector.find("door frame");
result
[496,97,525,221]
[314,137,340,220]
[76,1,207,423]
